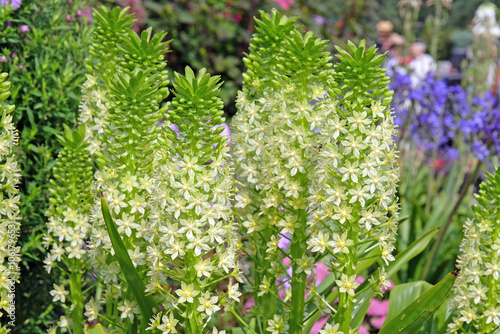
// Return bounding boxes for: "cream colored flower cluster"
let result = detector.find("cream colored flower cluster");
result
[81,8,170,329]
[447,168,500,334]
[309,97,399,271]
[77,75,108,155]
[232,11,399,332]
[0,73,21,329]
[146,68,241,333]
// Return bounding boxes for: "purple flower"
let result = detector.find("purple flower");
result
[20,25,29,33]
[0,56,7,63]
[278,232,291,249]
[1,0,21,10]
[390,71,500,162]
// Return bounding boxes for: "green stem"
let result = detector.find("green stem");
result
[254,228,277,334]
[425,106,445,216]
[336,214,359,334]
[185,250,202,334]
[69,260,84,334]
[430,0,443,61]
[289,209,307,334]
[228,308,258,334]
[420,159,482,280]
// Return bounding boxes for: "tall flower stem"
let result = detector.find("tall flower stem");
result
[256,229,277,334]
[420,159,482,280]
[336,223,358,334]
[425,106,445,216]
[185,250,202,334]
[429,0,443,61]
[69,260,83,334]
[289,209,307,334]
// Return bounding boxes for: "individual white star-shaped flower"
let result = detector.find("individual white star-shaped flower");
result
[197,292,220,316]
[50,284,69,303]
[175,282,199,304]
[335,274,359,296]
[319,323,343,334]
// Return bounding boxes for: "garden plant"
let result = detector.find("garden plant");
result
[0,2,500,334]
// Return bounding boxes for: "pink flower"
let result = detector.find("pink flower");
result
[355,276,366,284]
[1,0,21,10]
[273,0,293,10]
[366,298,389,317]
[310,316,328,334]
[278,232,291,249]
[244,296,255,311]
[370,315,386,329]
[314,262,330,286]
[20,25,29,33]
[358,324,370,334]
[0,56,7,63]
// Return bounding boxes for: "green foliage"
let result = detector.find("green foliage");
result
[48,125,93,214]
[100,197,157,329]
[380,271,457,334]
[169,67,225,160]
[0,1,92,332]
[385,280,433,324]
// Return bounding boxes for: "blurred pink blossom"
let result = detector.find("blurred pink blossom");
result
[273,0,293,10]
[1,0,21,10]
[20,25,29,33]
[370,315,386,329]
[310,316,328,334]
[314,262,330,286]
[355,276,365,284]
[366,299,389,317]
[358,324,370,334]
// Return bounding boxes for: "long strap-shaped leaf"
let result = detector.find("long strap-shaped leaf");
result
[101,196,158,325]
[378,270,458,334]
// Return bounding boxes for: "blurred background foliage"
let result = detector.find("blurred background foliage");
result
[2,0,500,332]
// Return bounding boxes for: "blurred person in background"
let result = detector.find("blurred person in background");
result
[376,20,395,52]
[384,33,408,77]
[408,42,436,87]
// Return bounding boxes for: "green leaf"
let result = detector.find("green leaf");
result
[84,323,107,334]
[387,227,440,276]
[100,197,158,326]
[385,281,433,324]
[379,271,458,334]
